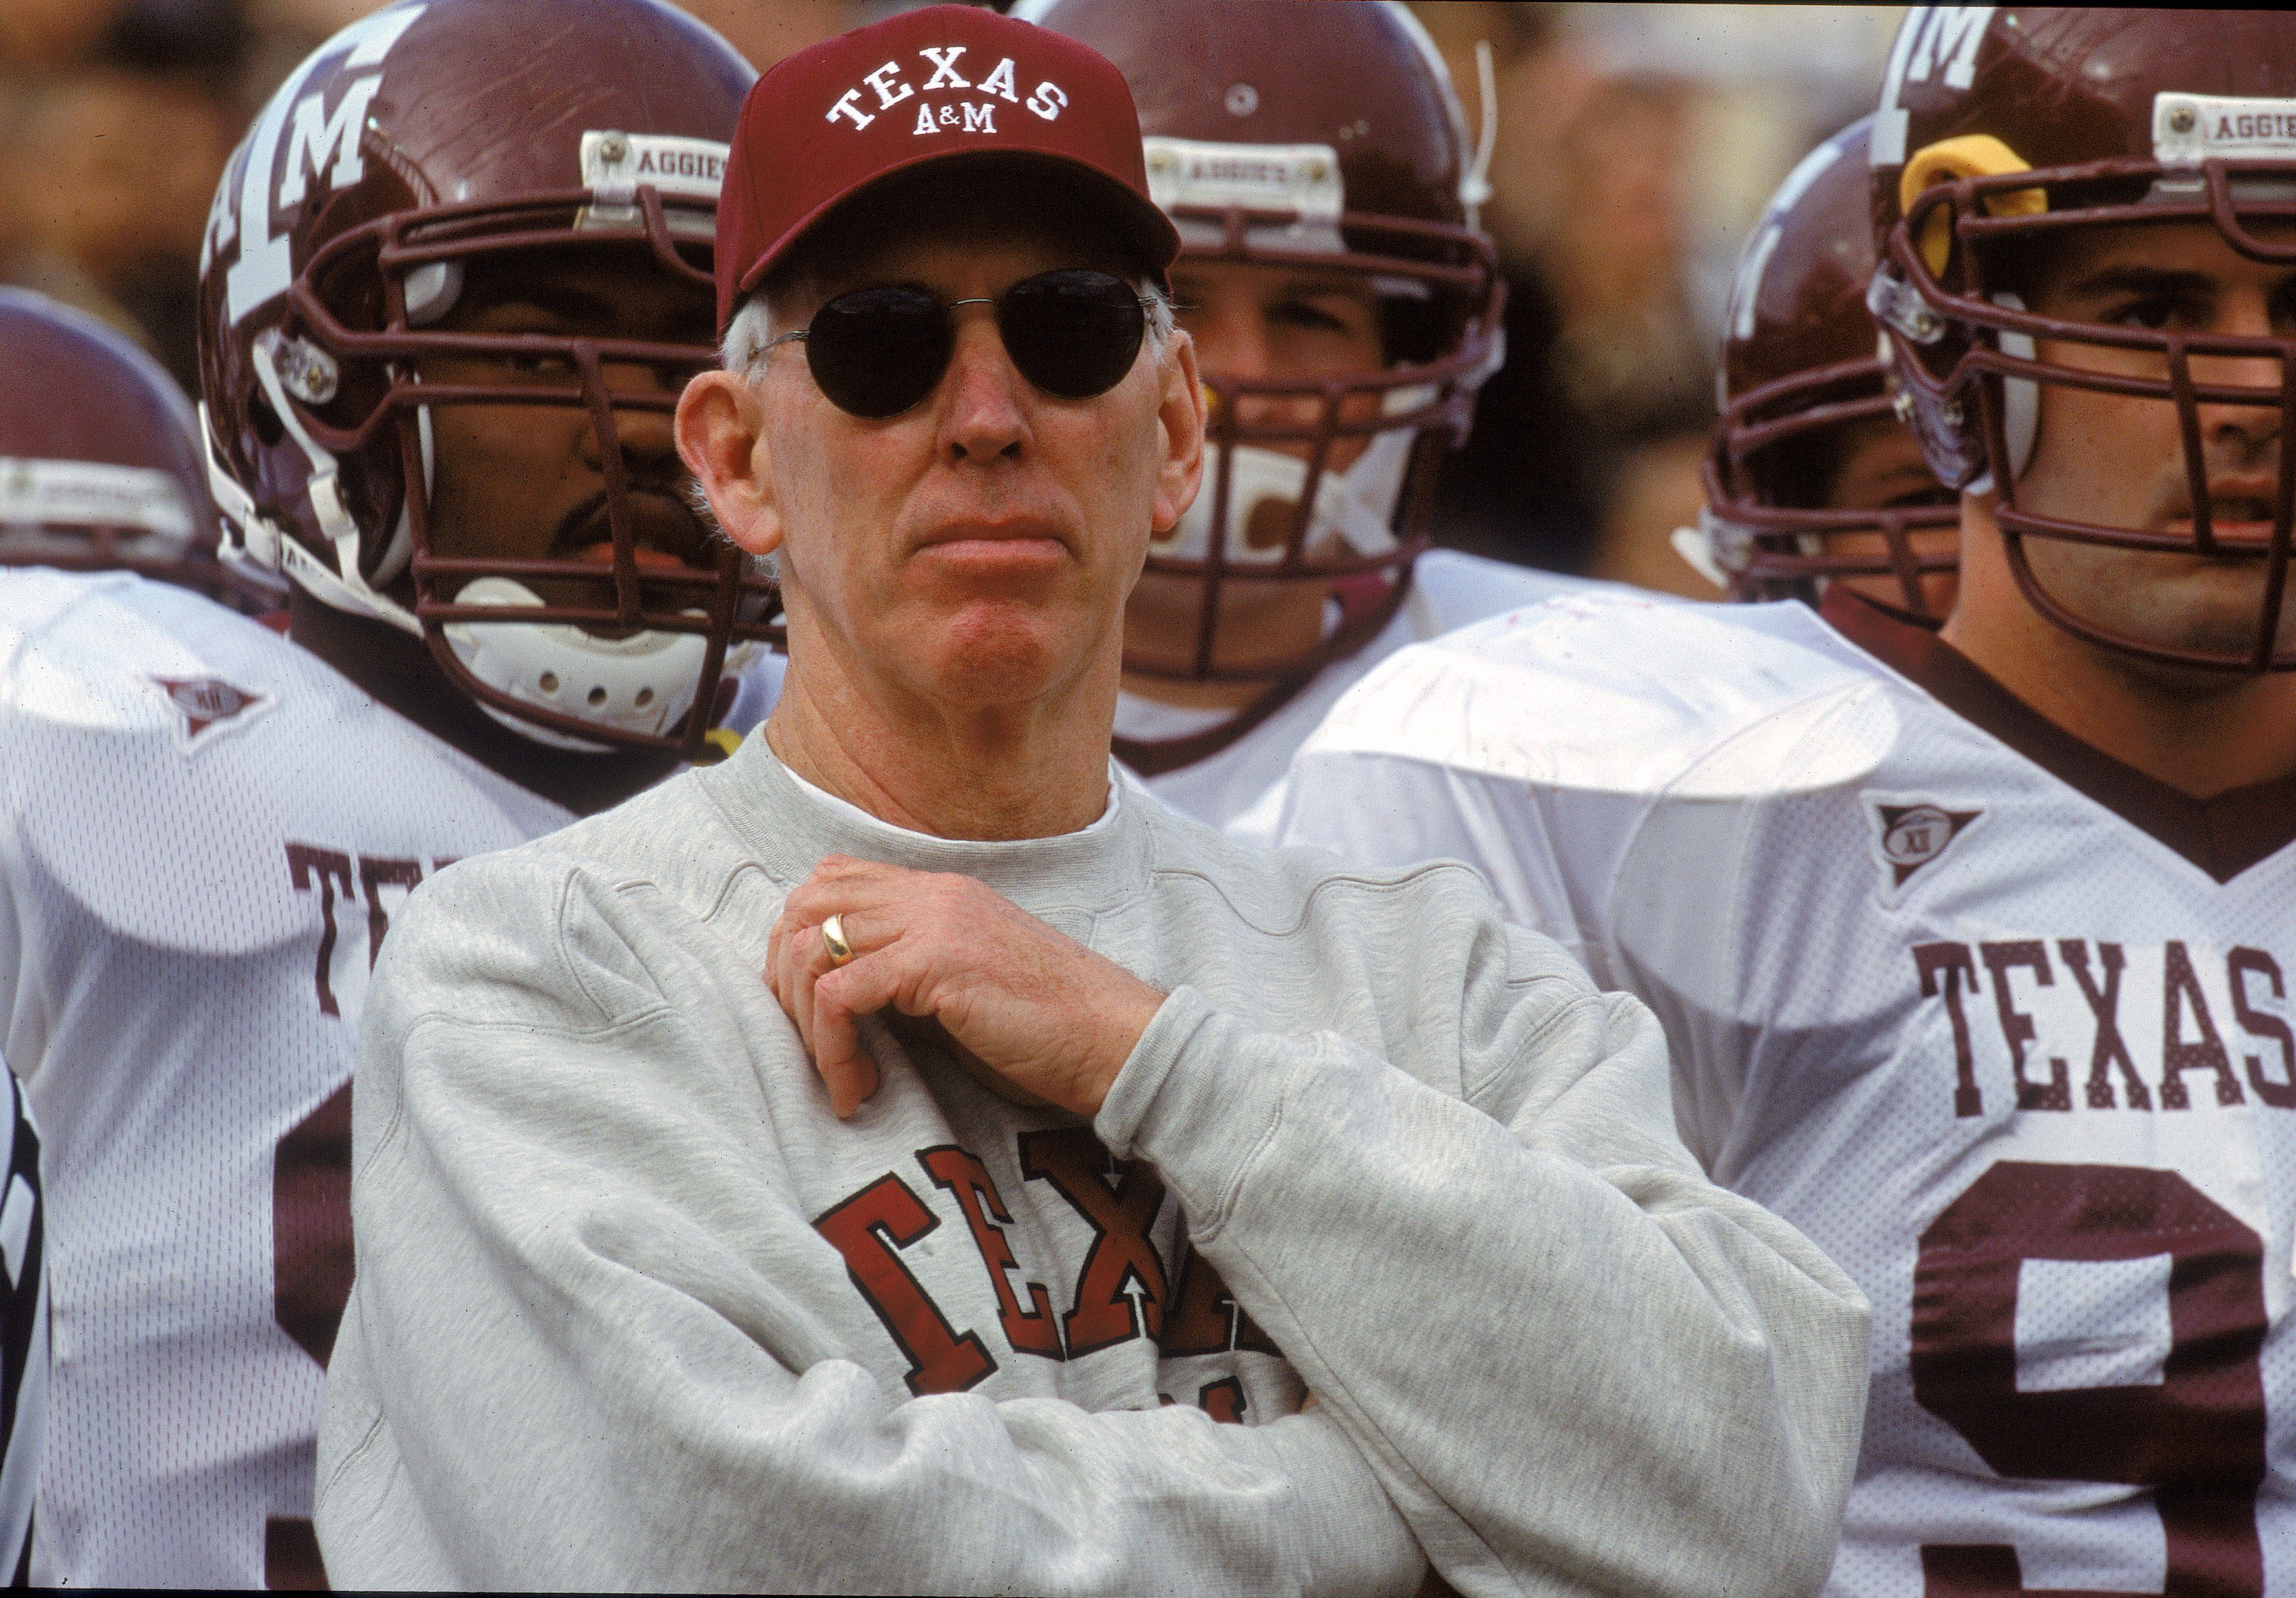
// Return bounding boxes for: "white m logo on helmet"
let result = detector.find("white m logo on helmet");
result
[221,4,426,324]
[1874,6,1995,165]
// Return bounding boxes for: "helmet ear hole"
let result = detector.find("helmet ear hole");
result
[248,388,285,449]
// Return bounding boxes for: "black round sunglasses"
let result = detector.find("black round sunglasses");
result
[766,268,1158,420]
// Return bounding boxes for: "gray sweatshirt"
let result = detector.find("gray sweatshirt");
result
[315,739,1870,1595]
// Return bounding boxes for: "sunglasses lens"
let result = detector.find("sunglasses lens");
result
[805,285,952,418]
[999,270,1146,401]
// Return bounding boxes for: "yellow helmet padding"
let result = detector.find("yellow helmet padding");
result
[1901,134,2047,276]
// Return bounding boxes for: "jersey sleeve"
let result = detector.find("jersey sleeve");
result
[315,856,1423,1595]
[1095,875,1872,1598]
[1279,600,1899,1171]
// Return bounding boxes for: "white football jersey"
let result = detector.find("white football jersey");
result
[1119,549,1612,843]
[0,569,572,1587]
[1283,587,2296,1597]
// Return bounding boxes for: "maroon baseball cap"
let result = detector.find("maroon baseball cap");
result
[714,3,1181,331]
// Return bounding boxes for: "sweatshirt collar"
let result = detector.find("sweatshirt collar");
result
[695,733,1149,909]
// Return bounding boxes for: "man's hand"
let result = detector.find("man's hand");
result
[765,855,1167,1120]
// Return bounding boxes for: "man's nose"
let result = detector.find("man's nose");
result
[584,397,683,478]
[936,315,1030,465]
[2193,289,2286,460]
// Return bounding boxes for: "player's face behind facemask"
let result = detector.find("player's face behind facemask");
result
[1121,262,1412,690]
[196,0,764,772]
[1980,215,2296,679]
[1026,0,1501,705]
[293,227,761,769]
[1802,409,1963,621]
[729,169,1197,724]
[406,242,723,627]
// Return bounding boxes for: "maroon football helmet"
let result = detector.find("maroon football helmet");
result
[0,288,270,608]
[1700,117,1959,622]
[196,0,774,755]
[1023,0,1503,688]
[1869,6,2296,671]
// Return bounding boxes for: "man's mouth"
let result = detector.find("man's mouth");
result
[2163,477,2289,546]
[910,516,1074,576]
[548,488,714,571]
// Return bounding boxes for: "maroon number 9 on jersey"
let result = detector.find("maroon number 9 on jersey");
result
[1912,1162,2267,1596]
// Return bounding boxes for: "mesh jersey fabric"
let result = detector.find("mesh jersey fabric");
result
[1282,588,2296,1597]
[0,568,572,1587]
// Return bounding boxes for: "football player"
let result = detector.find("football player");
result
[1283,9,2296,1593]
[1681,117,1961,623]
[1023,0,1610,842]
[0,0,765,1584]
[0,286,275,611]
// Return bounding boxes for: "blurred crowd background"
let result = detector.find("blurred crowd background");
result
[0,0,1903,599]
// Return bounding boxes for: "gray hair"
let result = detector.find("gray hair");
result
[721,277,1176,384]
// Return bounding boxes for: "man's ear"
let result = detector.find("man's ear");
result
[1150,328,1204,535]
[676,369,782,556]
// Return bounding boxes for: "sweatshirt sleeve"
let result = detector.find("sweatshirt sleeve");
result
[1095,883,1872,1598]
[314,856,1425,1596]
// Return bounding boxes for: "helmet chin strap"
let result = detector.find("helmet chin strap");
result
[1462,40,1498,223]
[201,399,284,586]
[242,329,427,636]
[1674,511,1741,590]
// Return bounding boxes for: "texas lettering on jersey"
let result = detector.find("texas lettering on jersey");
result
[267,839,447,1575]
[1904,936,2289,1591]
[1913,938,2295,1120]
[818,1125,1272,1421]
[285,842,447,1022]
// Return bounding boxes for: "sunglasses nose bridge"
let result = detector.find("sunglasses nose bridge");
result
[938,314,1038,447]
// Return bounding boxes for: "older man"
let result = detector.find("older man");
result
[315,8,1869,1593]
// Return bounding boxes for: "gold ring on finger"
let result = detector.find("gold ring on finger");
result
[822,913,854,966]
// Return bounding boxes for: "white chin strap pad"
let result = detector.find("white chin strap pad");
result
[443,575,754,751]
[1153,386,1429,568]
[1993,290,2039,485]
[1670,525,1728,590]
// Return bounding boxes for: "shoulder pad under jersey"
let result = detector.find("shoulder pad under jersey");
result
[1305,591,1903,801]
[1405,548,1621,630]
[0,570,374,952]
